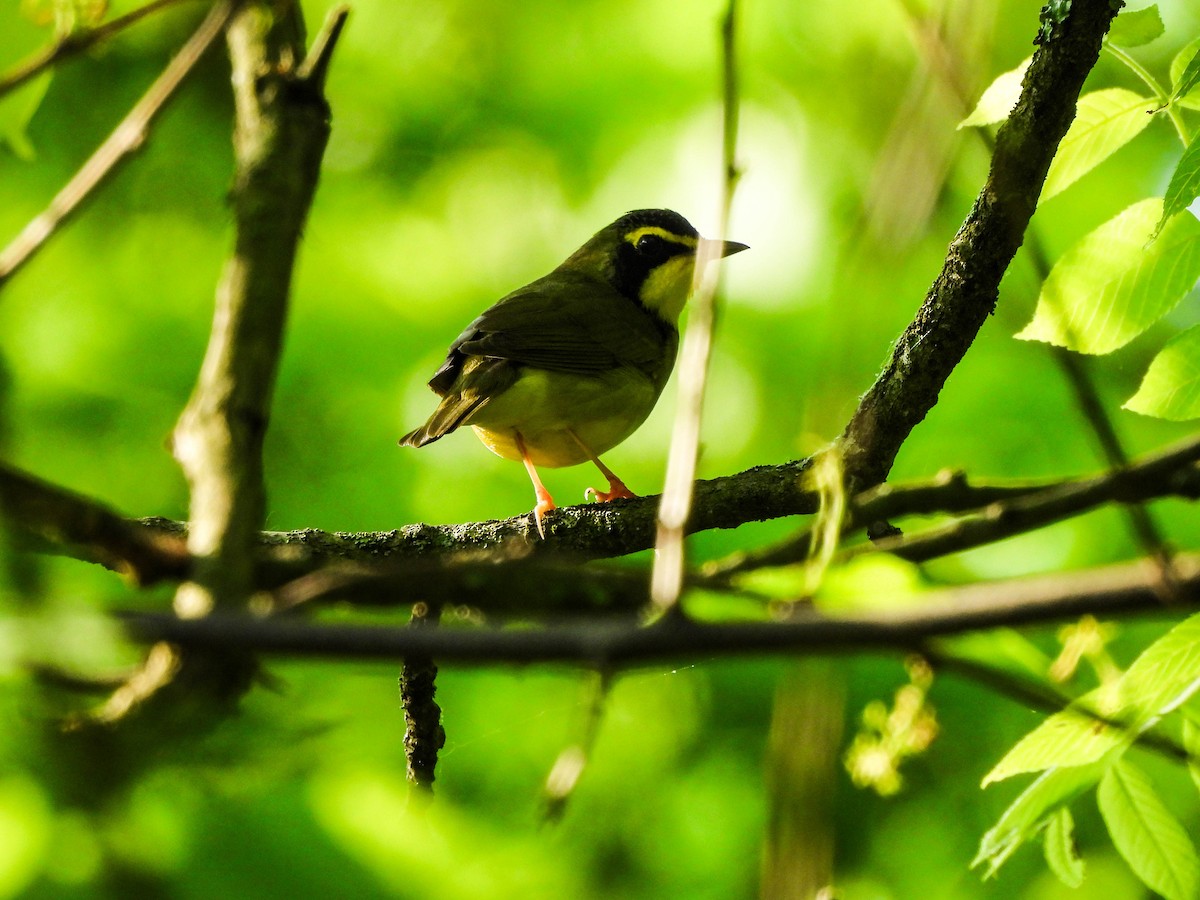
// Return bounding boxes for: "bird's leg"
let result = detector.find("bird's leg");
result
[515,431,555,538]
[568,430,637,503]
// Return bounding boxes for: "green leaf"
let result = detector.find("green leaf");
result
[1041,89,1156,202]
[1183,714,1200,797]
[982,684,1128,784]
[1116,611,1200,722]
[1043,806,1085,888]
[1098,760,1200,900]
[1172,38,1200,110]
[959,57,1031,129]
[1126,325,1200,420]
[1106,5,1164,48]
[1016,199,1200,354]
[974,761,1109,878]
[985,614,1200,784]
[1156,130,1200,237]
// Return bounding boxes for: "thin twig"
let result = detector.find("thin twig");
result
[651,0,743,612]
[922,645,1194,767]
[1022,237,1178,597]
[542,668,611,821]
[296,4,350,87]
[703,433,1200,580]
[401,603,445,797]
[0,0,204,100]
[0,0,235,289]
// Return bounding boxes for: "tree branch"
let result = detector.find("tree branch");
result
[172,0,339,616]
[8,432,1199,594]
[838,0,1122,490]
[0,0,235,288]
[704,433,1200,578]
[0,0,203,101]
[119,553,1200,665]
[0,463,188,585]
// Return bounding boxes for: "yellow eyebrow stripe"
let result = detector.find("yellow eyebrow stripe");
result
[623,226,698,249]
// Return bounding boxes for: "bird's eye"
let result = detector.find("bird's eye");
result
[635,234,665,255]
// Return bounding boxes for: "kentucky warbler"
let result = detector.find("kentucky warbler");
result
[400,208,748,536]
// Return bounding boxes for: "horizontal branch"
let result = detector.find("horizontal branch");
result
[125,458,814,581]
[1,456,812,583]
[10,431,1200,596]
[119,553,1200,665]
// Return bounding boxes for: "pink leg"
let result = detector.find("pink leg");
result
[516,432,555,537]
[567,430,637,502]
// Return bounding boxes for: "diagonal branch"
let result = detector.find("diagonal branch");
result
[172,0,343,617]
[0,0,203,100]
[838,0,1123,490]
[0,0,235,289]
[0,463,188,585]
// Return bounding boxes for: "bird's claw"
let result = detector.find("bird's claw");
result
[585,482,638,503]
[532,497,556,539]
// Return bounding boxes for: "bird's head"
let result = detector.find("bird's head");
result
[564,209,748,323]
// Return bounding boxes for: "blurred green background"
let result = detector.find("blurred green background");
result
[2,0,1200,896]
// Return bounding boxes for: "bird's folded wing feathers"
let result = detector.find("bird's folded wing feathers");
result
[436,279,668,386]
[401,357,516,446]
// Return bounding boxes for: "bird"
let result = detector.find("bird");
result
[400,208,748,537]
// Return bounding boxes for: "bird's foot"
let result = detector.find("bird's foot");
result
[585,479,638,503]
[532,496,557,539]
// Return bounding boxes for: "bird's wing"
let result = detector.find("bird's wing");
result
[400,357,516,446]
[429,276,669,395]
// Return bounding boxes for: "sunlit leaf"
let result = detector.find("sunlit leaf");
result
[1041,89,1156,202]
[1043,806,1084,888]
[987,613,1200,783]
[1126,325,1200,420]
[974,761,1108,877]
[959,57,1031,129]
[1171,38,1200,110]
[1098,760,1200,900]
[1156,131,1200,237]
[1016,199,1200,354]
[1183,713,1200,797]
[1115,611,1200,722]
[1106,5,1164,48]
[982,684,1127,784]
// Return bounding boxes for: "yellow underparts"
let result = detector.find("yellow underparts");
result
[466,368,660,468]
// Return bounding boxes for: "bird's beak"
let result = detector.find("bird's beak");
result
[699,238,749,259]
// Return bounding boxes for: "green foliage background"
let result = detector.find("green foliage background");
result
[2,0,1200,896]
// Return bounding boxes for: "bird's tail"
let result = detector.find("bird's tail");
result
[398,424,439,447]
[399,393,488,448]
